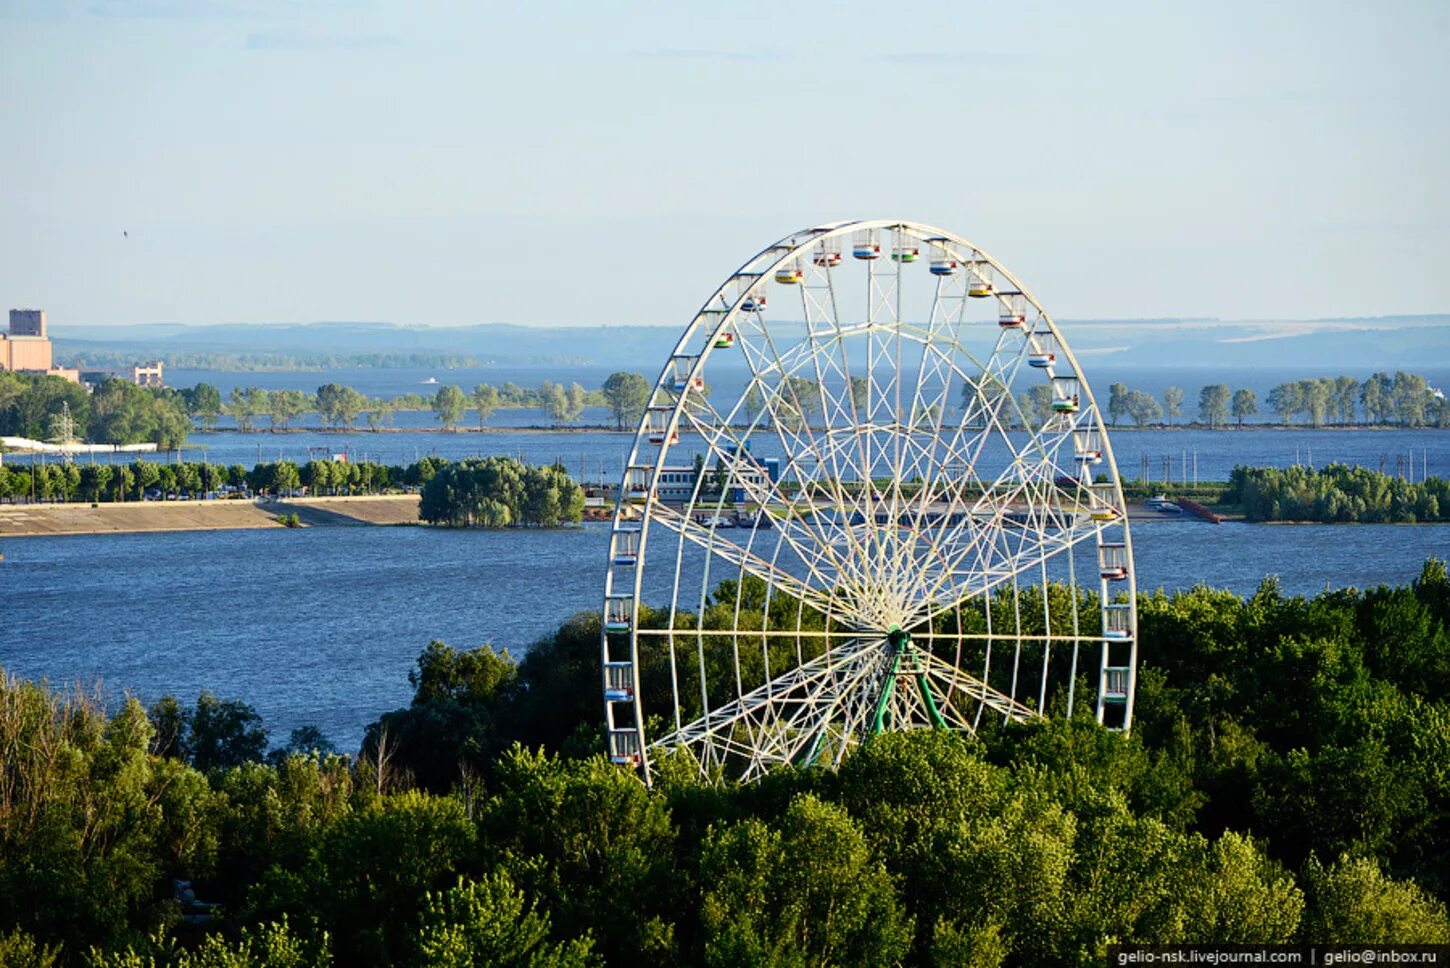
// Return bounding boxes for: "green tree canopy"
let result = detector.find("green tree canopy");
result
[600,372,650,430]
[432,385,467,430]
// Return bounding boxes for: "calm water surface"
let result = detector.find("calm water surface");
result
[2,520,1446,749]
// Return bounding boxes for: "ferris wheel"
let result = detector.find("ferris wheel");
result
[601,219,1138,784]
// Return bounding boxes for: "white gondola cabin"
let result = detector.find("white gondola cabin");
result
[999,294,1027,329]
[645,406,678,445]
[1027,331,1057,369]
[1099,542,1129,581]
[1073,430,1104,465]
[624,466,654,504]
[713,330,735,350]
[604,661,634,702]
[927,238,959,276]
[670,356,704,393]
[1103,603,1132,639]
[612,526,641,566]
[1051,376,1080,414]
[740,289,767,313]
[852,229,881,260]
[774,260,804,285]
[890,230,920,263]
[1088,481,1120,521]
[1102,666,1132,700]
[609,728,642,766]
[604,594,634,634]
[968,263,994,297]
[813,238,842,267]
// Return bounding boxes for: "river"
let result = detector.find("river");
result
[2,519,1446,750]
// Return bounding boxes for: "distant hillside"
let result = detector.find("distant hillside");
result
[52,322,680,370]
[51,315,1450,372]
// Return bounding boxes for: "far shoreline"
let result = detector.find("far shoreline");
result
[191,422,1449,436]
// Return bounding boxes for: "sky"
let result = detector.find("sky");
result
[1,0,1447,329]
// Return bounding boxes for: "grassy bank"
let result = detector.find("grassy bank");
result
[0,494,422,537]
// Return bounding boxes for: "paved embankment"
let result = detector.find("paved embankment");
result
[0,495,422,537]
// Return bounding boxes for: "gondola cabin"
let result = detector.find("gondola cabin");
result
[1103,667,1132,700]
[1103,604,1132,639]
[604,662,634,702]
[852,229,881,260]
[713,331,735,349]
[813,240,843,267]
[927,238,958,276]
[774,263,804,284]
[1099,542,1129,581]
[999,296,1027,328]
[740,291,767,312]
[1027,332,1057,368]
[1074,431,1104,465]
[670,360,705,393]
[604,595,634,634]
[624,466,654,504]
[612,526,641,566]
[609,729,641,767]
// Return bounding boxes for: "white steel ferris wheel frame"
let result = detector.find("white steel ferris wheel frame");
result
[601,219,1138,784]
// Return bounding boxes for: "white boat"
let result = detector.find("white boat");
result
[1144,495,1182,514]
[422,377,438,385]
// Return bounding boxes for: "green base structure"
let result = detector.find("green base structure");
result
[869,626,949,735]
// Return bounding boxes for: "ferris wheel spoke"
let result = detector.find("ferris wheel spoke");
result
[704,336,880,597]
[671,405,874,615]
[646,502,843,617]
[905,411,1087,604]
[653,637,883,756]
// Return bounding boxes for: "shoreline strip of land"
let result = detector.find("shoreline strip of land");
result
[0,495,1204,538]
[0,494,423,538]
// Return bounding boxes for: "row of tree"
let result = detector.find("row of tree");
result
[195,379,622,432]
[1226,463,1448,522]
[3,560,1450,964]
[3,455,447,504]
[1106,371,1448,429]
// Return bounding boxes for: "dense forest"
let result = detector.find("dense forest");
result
[1226,464,1449,523]
[0,373,192,449]
[418,456,585,527]
[2,561,1449,964]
